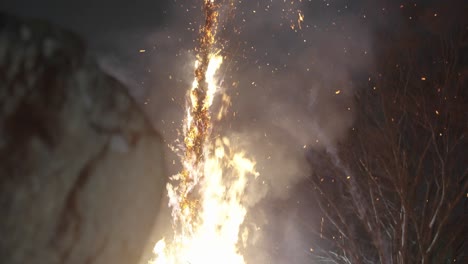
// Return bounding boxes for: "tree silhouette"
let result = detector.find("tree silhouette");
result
[307,2,467,263]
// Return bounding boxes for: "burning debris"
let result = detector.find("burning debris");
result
[150,1,258,263]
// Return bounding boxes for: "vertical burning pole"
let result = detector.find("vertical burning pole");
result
[179,0,220,228]
[151,1,257,263]
[188,0,218,161]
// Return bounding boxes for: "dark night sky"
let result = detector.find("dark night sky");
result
[0,0,170,37]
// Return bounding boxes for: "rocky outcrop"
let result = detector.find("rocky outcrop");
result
[0,13,166,264]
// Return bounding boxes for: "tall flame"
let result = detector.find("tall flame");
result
[150,1,258,263]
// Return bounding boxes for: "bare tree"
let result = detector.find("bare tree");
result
[307,5,467,264]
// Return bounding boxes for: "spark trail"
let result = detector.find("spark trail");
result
[179,0,220,229]
[150,1,258,263]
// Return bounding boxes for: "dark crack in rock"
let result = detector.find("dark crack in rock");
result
[0,13,166,264]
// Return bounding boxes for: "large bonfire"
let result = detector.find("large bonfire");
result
[150,1,258,263]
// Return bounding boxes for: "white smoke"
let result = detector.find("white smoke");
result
[98,1,373,262]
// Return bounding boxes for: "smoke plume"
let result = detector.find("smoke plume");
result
[87,0,374,262]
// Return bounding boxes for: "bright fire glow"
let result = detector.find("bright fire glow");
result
[149,1,258,263]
